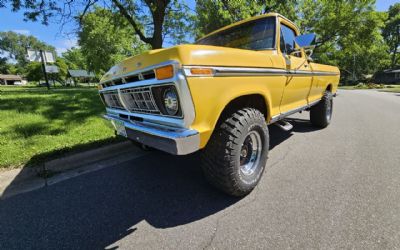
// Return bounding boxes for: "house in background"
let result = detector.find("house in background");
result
[0,74,26,85]
[67,70,96,86]
[373,69,400,84]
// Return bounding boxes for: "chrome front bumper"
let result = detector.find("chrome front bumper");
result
[103,114,200,155]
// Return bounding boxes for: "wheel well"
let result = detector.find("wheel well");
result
[216,94,268,127]
[326,84,332,92]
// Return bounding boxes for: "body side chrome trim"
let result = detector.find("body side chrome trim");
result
[183,65,340,77]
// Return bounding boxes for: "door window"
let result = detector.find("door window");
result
[280,24,300,57]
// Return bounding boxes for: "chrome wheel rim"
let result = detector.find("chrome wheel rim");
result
[240,131,262,176]
[326,99,333,121]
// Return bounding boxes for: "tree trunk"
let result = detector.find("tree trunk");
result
[150,28,163,49]
[392,25,400,68]
[391,50,397,69]
[149,1,167,49]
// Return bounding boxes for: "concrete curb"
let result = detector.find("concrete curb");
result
[44,141,135,173]
[0,141,144,200]
[0,168,45,200]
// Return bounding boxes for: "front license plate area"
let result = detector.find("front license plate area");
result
[112,120,127,137]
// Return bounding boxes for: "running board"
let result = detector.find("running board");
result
[269,100,320,124]
[275,120,293,131]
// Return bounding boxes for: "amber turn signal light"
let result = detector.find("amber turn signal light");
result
[155,65,174,80]
[190,68,214,76]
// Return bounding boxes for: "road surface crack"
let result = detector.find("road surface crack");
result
[202,186,261,249]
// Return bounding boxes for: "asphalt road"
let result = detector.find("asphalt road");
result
[1,90,400,249]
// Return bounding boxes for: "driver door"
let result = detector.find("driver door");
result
[278,23,313,114]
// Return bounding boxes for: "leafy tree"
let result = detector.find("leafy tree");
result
[78,7,150,74]
[0,60,8,74]
[62,47,87,70]
[1,0,194,49]
[55,57,68,80]
[0,31,55,66]
[297,0,390,80]
[0,58,12,74]
[195,0,296,39]
[382,3,400,68]
[25,62,43,81]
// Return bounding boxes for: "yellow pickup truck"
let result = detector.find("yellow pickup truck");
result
[98,13,340,196]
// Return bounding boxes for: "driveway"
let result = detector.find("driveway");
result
[1,90,399,249]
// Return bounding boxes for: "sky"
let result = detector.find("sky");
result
[0,0,397,56]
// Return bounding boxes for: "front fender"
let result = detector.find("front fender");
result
[186,76,285,148]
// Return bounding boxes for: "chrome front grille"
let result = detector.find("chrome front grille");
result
[101,86,161,114]
[102,70,156,88]
[102,91,124,110]
[120,87,160,114]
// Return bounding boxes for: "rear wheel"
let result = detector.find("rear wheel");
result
[201,108,269,197]
[310,91,333,128]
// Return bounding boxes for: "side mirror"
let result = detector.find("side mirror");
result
[294,33,316,48]
[294,33,316,61]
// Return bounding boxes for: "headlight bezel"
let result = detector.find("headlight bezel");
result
[151,84,183,118]
[163,87,179,116]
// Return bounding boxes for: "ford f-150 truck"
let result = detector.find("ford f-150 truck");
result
[98,13,340,196]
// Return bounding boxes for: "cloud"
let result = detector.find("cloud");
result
[56,38,78,56]
[11,29,31,35]
[56,47,68,55]
[62,38,78,48]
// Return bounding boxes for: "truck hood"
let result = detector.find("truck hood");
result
[100,44,278,83]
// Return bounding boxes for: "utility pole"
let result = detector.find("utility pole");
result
[39,49,50,90]
[393,25,400,68]
[353,54,356,81]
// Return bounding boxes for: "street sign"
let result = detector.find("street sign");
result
[43,51,55,63]
[26,49,56,89]
[45,65,59,73]
[27,49,55,63]
[27,49,40,62]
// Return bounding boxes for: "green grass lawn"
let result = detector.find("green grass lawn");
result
[339,85,400,93]
[0,86,120,169]
[379,86,400,93]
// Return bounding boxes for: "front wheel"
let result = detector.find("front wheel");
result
[310,91,333,128]
[201,108,269,197]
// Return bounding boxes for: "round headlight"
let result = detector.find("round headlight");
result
[163,88,179,115]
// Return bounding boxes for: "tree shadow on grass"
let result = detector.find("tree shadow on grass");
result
[0,89,104,126]
[10,122,66,138]
[0,116,322,249]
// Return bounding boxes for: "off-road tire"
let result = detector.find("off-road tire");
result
[201,108,269,197]
[310,91,333,128]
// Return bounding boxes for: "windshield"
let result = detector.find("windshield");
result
[196,17,276,51]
